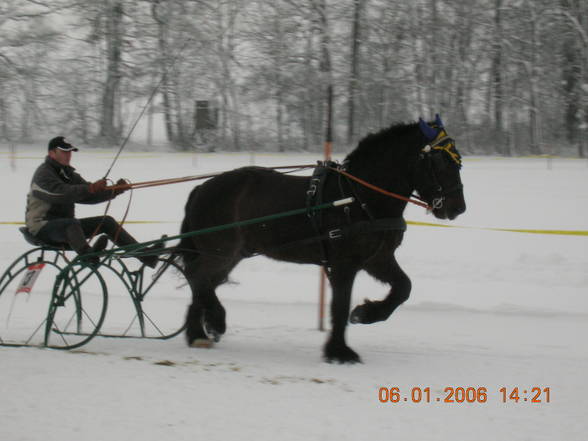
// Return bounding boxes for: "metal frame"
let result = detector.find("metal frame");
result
[0,246,187,349]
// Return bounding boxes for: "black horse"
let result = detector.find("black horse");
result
[178,115,465,363]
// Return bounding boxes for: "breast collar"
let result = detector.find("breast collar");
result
[305,161,406,269]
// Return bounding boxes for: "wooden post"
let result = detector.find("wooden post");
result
[147,99,153,147]
[317,0,332,332]
[10,143,16,171]
[318,84,334,331]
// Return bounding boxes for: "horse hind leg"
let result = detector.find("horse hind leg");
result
[186,289,226,347]
[184,256,237,347]
[185,285,226,347]
[349,254,411,325]
[185,303,211,347]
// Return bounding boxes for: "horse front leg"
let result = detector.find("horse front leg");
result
[324,265,361,364]
[350,253,411,324]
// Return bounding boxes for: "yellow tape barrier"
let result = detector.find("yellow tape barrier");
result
[1,220,587,236]
[406,221,588,236]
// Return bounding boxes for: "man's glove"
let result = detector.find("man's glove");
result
[114,178,130,195]
[88,179,107,194]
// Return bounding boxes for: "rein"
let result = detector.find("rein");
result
[105,164,316,191]
[104,163,432,210]
[328,167,431,210]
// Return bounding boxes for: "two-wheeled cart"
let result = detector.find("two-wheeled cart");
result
[0,228,188,349]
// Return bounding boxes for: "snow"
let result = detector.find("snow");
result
[0,146,587,441]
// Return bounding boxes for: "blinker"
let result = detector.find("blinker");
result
[434,114,443,128]
[418,116,462,167]
[428,130,462,167]
[418,118,438,141]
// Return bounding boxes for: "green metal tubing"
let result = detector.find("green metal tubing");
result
[49,197,354,299]
[82,197,355,259]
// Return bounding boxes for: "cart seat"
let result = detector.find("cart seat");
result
[19,227,71,250]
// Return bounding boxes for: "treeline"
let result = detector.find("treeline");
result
[0,0,587,156]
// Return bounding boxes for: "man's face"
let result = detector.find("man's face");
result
[48,149,72,166]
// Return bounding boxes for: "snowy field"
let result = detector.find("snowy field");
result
[0,145,587,441]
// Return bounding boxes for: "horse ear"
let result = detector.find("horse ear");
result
[435,113,444,128]
[419,117,437,141]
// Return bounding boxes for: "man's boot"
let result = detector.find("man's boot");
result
[91,235,109,253]
[110,228,161,268]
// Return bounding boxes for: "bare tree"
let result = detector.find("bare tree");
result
[0,0,586,157]
[560,0,587,157]
[347,0,365,144]
[492,0,506,154]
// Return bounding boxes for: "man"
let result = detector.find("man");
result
[25,136,157,267]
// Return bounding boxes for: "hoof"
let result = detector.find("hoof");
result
[201,315,223,343]
[349,307,362,324]
[190,338,214,348]
[324,341,362,364]
[324,352,362,364]
[350,299,390,324]
[325,356,362,364]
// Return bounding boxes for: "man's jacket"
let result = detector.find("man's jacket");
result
[25,156,114,234]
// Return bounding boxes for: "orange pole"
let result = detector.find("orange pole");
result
[318,85,334,331]
[318,144,331,332]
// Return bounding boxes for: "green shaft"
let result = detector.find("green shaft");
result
[51,197,354,321]
[96,197,355,257]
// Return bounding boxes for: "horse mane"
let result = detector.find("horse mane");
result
[344,121,422,170]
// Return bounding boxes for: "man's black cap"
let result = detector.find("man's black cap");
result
[48,136,78,152]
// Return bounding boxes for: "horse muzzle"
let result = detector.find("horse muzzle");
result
[431,194,466,220]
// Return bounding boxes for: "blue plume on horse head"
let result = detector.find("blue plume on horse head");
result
[418,117,439,141]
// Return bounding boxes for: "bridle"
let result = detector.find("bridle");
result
[416,130,463,210]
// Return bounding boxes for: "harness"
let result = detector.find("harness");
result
[305,161,406,271]
[418,130,463,209]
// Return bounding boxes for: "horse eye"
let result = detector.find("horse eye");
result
[432,152,448,169]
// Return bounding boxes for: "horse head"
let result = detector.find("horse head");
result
[414,115,466,220]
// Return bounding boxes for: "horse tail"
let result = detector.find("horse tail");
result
[174,186,201,266]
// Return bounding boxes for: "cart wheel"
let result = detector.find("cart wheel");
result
[0,248,69,347]
[135,255,189,339]
[101,253,189,340]
[44,262,108,350]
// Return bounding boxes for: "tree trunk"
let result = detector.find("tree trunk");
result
[316,0,333,148]
[411,2,425,116]
[152,0,174,143]
[560,0,583,155]
[271,4,285,152]
[429,0,439,114]
[100,0,123,143]
[147,98,154,146]
[302,26,314,151]
[492,0,505,155]
[21,76,32,140]
[216,0,241,151]
[347,0,365,144]
[0,94,8,141]
[172,74,186,147]
[528,5,541,155]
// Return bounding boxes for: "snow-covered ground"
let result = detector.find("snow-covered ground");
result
[0,145,586,441]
